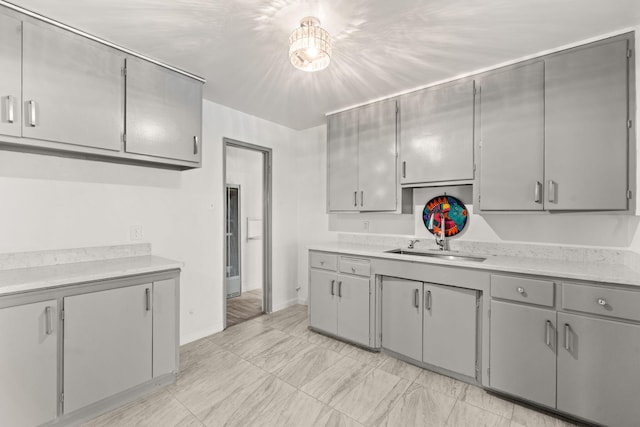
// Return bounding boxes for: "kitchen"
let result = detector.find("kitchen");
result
[1,0,640,426]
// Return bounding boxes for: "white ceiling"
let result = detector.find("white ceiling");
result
[8,0,640,130]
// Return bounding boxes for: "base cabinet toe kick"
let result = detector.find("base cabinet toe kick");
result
[308,249,640,427]
[0,269,180,427]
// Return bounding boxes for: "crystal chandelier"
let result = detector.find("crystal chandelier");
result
[289,16,332,72]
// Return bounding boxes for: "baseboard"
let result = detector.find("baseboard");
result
[272,297,300,312]
[180,323,222,346]
[297,298,308,305]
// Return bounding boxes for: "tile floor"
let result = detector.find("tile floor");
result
[83,305,581,427]
[226,288,263,327]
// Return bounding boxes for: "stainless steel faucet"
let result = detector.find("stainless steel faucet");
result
[434,211,449,251]
[408,239,419,249]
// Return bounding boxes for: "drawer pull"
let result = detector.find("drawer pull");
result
[45,306,53,335]
[145,288,152,311]
[5,95,14,123]
[597,298,607,306]
[545,320,551,346]
[425,290,432,311]
[517,287,525,294]
[413,289,419,308]
[330,279,335,296]
[564,323,571,351]
[27,100,37,127]
[337,281,342,298]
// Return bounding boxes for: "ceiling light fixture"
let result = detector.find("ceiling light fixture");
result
[289,16,331,72]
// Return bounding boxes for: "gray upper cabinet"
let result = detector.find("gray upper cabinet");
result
[423,283,477,378]
[126,56,203,164]
[327,100,397,212]
[478,62,545,211]
[381,277,423,361]
[0,300,58,427]
[0,13,21,138]
[557,312,640,427]
[327,109,359,211]
[63,284,152,413]
[489,300,557,408]
[545,37,630,211]
[22,22,123,151]
[400,80,475,185]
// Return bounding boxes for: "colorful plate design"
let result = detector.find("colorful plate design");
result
[422,195,468,237]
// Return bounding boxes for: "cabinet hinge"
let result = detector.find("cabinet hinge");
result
[628,49,633,59]
[60,392,64,403]
[122,66,127,77]
[627,190,633,200]
[487,308,490,318]
[473,86,477,95]
[628,119,633,129]
[487,367,490,378]
[60,309,65,321]
[473,164,476,174]
[122,133,127,143]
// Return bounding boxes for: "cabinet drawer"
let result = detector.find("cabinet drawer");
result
[310,252,337,271]
[562,282,640,322]
[339,257,371,277]
[491,275,554,307]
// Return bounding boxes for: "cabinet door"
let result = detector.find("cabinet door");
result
[64,284,152,413]
[400,80,474,184]
[153,279,178,377]
[327,109,359,211]
[381,278,422,361]
[423,284,477,377]
[558,312,640,427]
[126,57,202,163]
[0,300,58,427]
[309,269,338,335]
[22,22,123,151]
[479,62,544,211]
[357,100,397,211]
[489,300,556,408]
[337,274,370,346]
[0,13,21,137]
[545,37,630,210]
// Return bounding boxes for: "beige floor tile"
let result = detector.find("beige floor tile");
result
[208,319,272,348]
[343,346,385,367]
[270,389,334,427]
[301,355,375,403]
[313,408,366,427]
[179,338,224,373]
[377,355,423,382]
[377,382,457,427]
[329,368,411,425]
[445,400,507,427]
[81,390,202,427]
[511,405,578,427]
[459,384,515,419]
[223,327,291,360]
[306,331,354,354]
[274,345,344,388]
[414,369,468,399]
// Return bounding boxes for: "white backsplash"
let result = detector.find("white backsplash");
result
[0,243,152,271]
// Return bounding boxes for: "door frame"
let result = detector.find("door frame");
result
[225,184,242,298]
[222,138,273,329]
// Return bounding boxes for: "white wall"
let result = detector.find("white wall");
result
[0,99,301,345]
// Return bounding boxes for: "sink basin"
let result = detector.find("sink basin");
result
[385,248,487,262]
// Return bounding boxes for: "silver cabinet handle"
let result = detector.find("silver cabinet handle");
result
[330,279,335,296]
[413,289,419,308]
[193,136,199,155]
[354,191,358,207]
[145,288,151,311]
[402,161,406,178]
[534,181,542,203]
[360,191,364,207]
[45,306,53,335]
[4,95,14,123]
[27,100,37,127]
[548,180,557,203]
[564,323,571,351]
[425,290,432,311]
[597,298,607,306]
[337,281,342,298]
[545,320,551,346]
[517,287,525,294]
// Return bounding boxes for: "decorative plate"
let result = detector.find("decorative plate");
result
[422,195,468,237]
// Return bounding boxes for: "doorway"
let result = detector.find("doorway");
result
[223,138,272,329]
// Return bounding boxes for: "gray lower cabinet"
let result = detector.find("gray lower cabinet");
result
[22,21,124,151]
[557,312,640,427]
[0,12,21,138]
[545,35,631,211]
[309,269,339,335]
[152,279,179,377]
[423,283,477,378]
[400,79,474,185]
[478,61,545,211]
[63,284,153,413]
[381,277,422,361]
[0,300,58,427]
[489,300,557,408]
[126,56,203,164]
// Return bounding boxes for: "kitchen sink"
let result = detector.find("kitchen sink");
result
[385,248,487,262]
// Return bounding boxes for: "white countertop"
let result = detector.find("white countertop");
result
[307,242,640,287]
[0,255,182,297]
